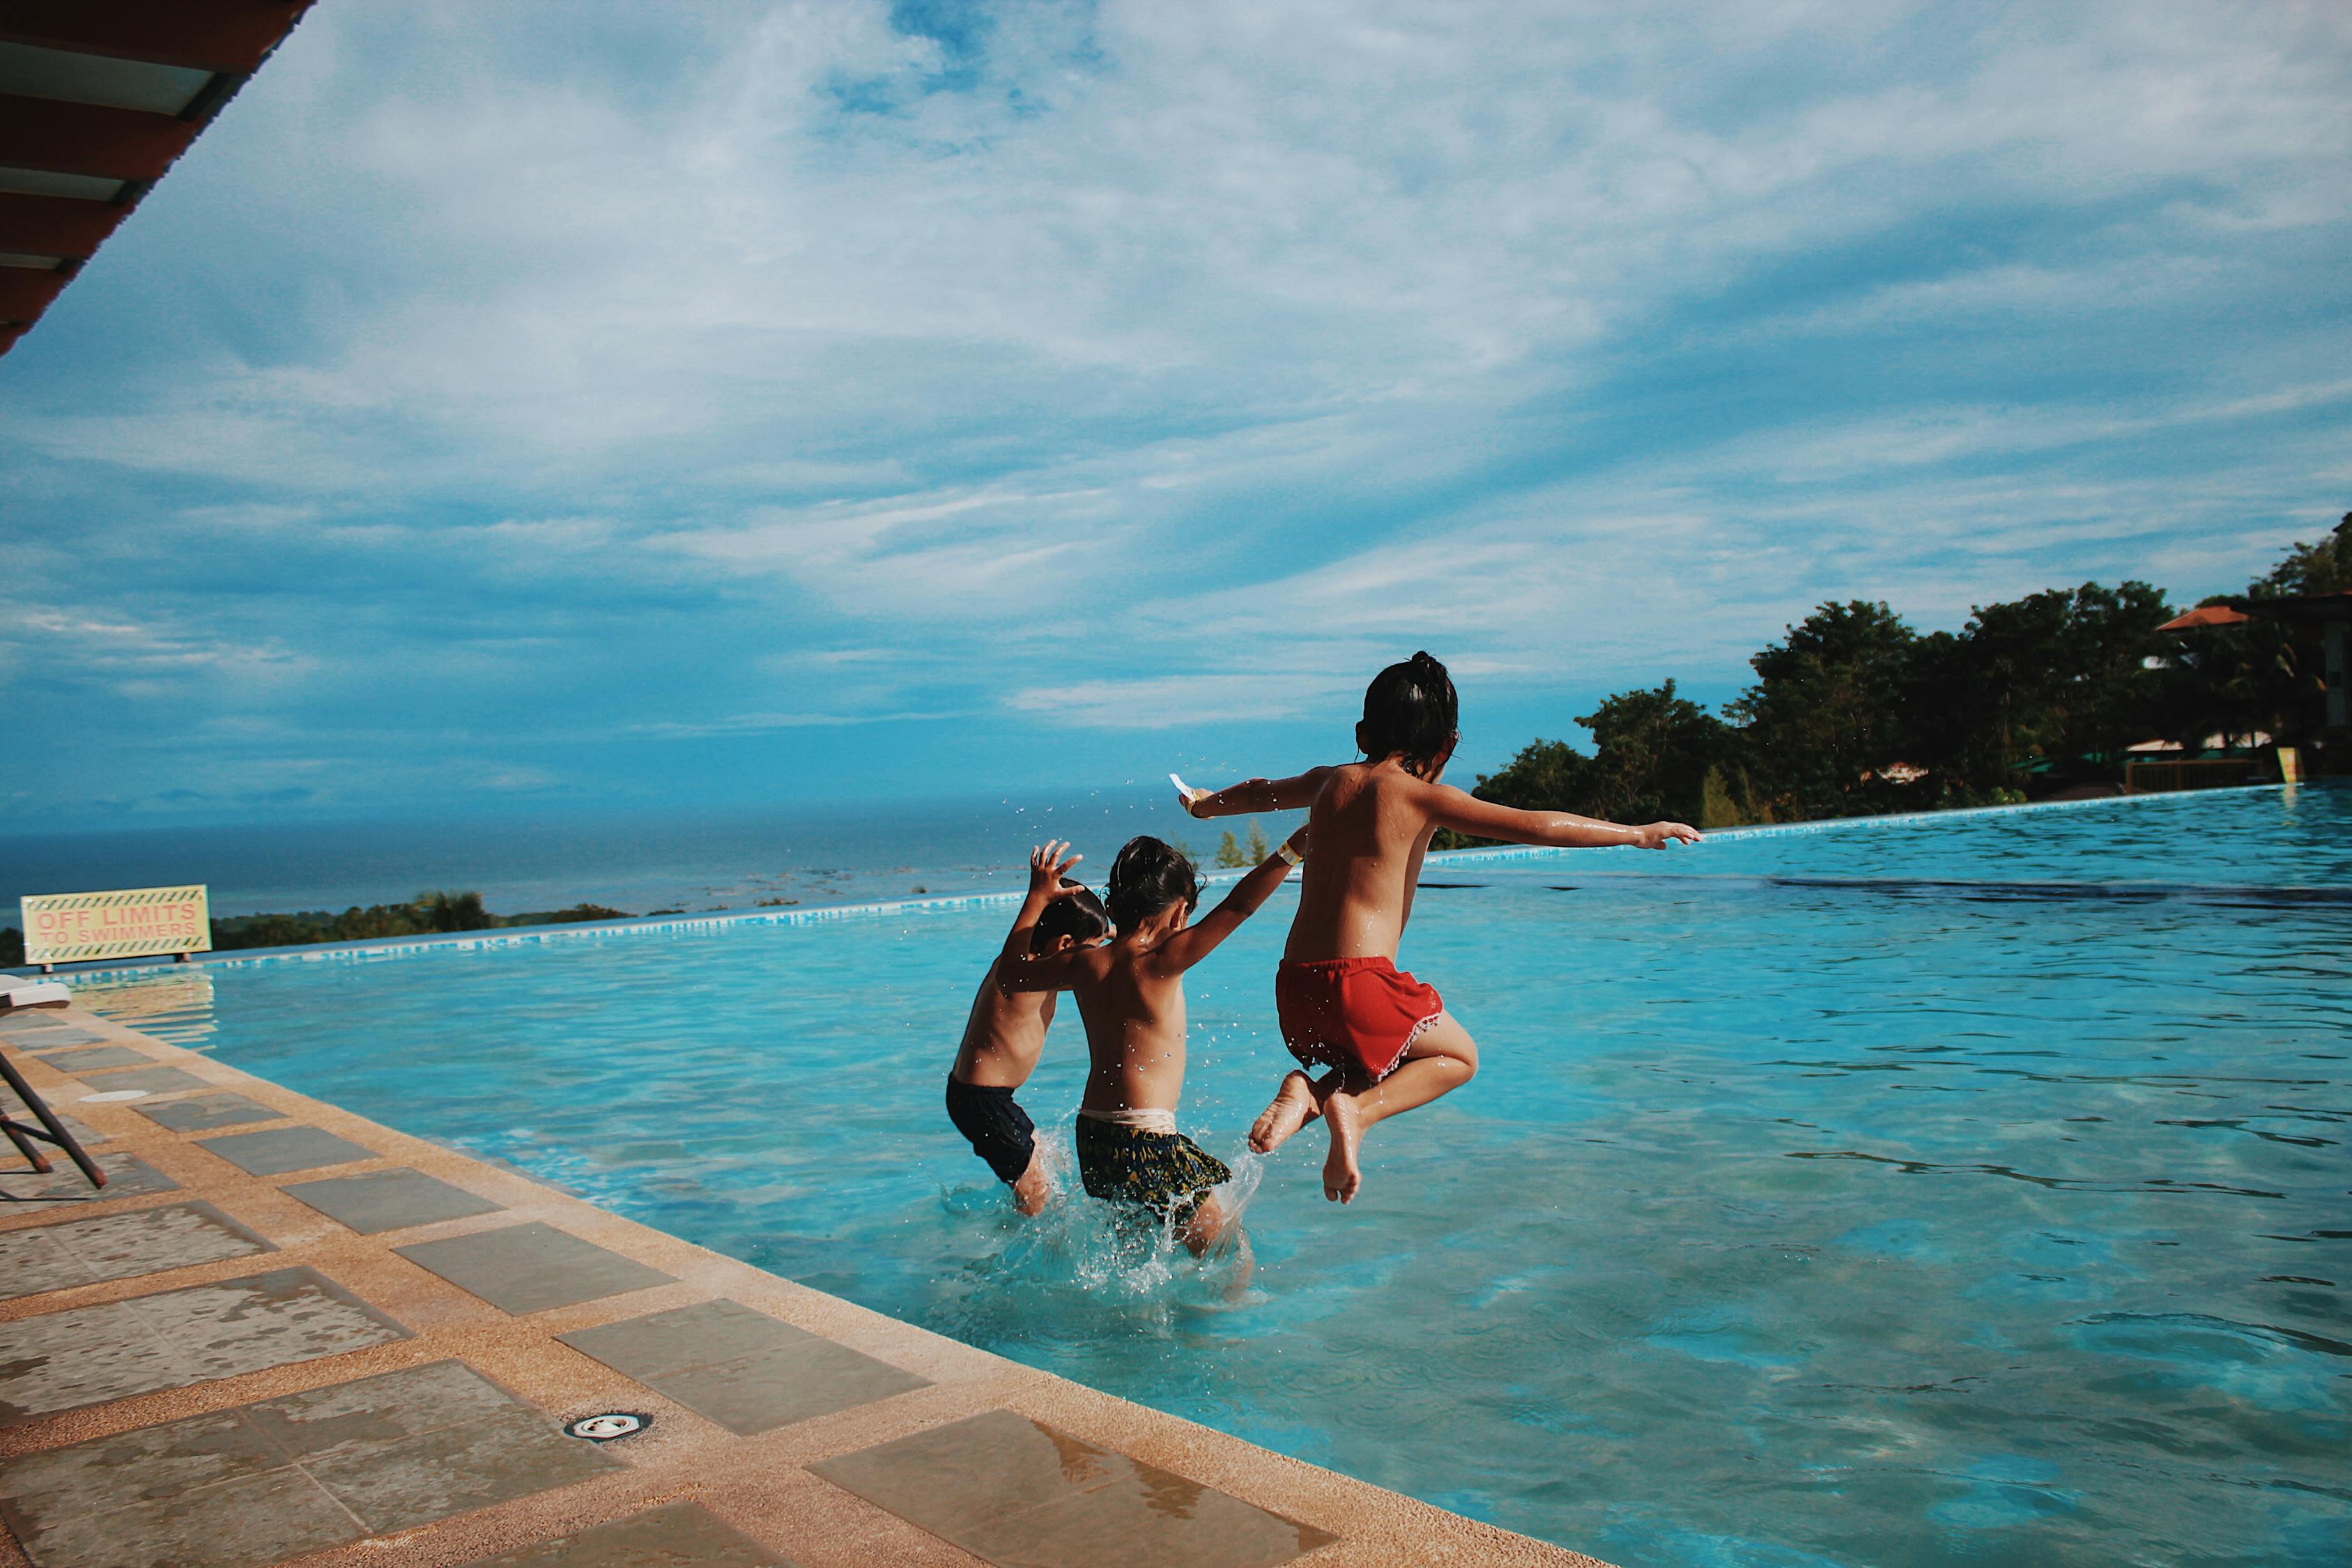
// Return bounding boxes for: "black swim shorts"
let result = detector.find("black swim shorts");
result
[945,1073,1037,1185]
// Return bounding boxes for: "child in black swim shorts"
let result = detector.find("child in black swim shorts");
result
[946,863,1109,1213]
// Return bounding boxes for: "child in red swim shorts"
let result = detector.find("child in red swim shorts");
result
[1177,652,1700,1204]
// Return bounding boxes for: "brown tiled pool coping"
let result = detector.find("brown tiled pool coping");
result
[1,1008,1608,1567]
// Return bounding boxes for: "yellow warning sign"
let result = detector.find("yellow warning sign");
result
[21,885,211,966]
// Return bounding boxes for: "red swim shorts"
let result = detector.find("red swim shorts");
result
[1275,957,1445,1083]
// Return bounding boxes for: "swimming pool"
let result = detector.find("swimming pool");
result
[81,785,2351,1567]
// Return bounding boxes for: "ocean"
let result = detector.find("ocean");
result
[0,784,1261,923]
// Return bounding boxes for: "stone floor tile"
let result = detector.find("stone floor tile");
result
[47,1201,273,1285]
[560,1299,929,1436]
[195,1125,376,1176]
[36,1045,151,1072]
[0,1227,91,1298]
[457,1501,796,1567]
[644,1341,930,1436]
[0,1409,282,1535]
[558,1300,816,1381]
[71,1065,210,1095]
[17,1464,362,1568]
[50,1111,107,1146]
[8,1028,106,1050]
[136,1093,286,1133]
[126,1266,410,1381]
[0,1301,185,1423]
[281,1168,504,1234]
[305,1402,619,1534]
[0,1151,178,1208]
[813,1408,1117,1535]
[813,1409,1332,1568]
[244,1360,527,1466]
[960,1466,1338,1568]
[395,1222,673,1314]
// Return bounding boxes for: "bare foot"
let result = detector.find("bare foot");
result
[1011,1149,1052,1216]
[1321,1089,1363,1204]
[1222,1227,1255,1298]
[1250,1070,1319,1153]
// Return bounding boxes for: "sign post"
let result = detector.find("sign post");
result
[20,885,211,972]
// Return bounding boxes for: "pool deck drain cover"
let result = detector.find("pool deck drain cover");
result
[566,1411,650,1441]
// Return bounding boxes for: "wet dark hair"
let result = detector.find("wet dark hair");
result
[1032,882,1109,951]
[1107,836,1201,930]
[1357,651,1458,776]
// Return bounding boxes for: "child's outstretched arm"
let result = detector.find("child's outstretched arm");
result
[1429,786,1700,850]
[1155,827,1307,973]
[1174,768,1330,820]
[996,841,1099,992]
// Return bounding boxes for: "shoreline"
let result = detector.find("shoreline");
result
[8,783,2294,983]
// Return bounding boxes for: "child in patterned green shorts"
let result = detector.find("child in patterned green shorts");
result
[996,831,1304,1265]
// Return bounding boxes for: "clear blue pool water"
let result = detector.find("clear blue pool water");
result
[82,785,2351,1567]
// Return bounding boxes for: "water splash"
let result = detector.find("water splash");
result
[925,1134,1268,1344]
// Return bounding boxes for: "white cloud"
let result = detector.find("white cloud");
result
[626,709,954,738]
[1010,672,1347,730]
[1,0,2345,815]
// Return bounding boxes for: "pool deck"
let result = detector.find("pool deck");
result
[1,1006,1604,1568]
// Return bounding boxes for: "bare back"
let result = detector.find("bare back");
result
[1070,941,1190,1114]
[993,840,1302,1114]
[1284,760,1440,962]
[951,957,1057,1089]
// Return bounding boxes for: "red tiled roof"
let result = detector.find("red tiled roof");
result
[2156,604,2252,631]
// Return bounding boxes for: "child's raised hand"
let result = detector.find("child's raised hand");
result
[1028,840,1082,895]
[1636,821,1702,849]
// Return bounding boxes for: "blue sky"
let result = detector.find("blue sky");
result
[3,0,2348,829]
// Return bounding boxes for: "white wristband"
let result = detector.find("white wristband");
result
[1276,841,1303,866]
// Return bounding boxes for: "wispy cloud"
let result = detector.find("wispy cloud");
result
[1,0,2346,822]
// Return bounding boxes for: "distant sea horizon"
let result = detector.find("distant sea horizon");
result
[0,784,1251,922]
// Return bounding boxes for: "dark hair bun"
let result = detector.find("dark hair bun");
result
[1359,653,1459,774]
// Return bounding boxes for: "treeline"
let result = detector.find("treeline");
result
[209,892,633,951]
[1446,521,2348,836]
[0,892,633,967]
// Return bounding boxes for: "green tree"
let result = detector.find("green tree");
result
[1443,687,1736,838]
[220,913,334,950]
[1429,737,1589,848]
[2254,514,2352,597]
[328,903,426,941]
[1730,600,1917,818]
[1215,830,1248,868]
[1929,582,2175,785]
[1698,764,1766,828]
[1468,737,1592,814]
[1573,680,1737,825]
[415,890,493,932]
[1245,820,1269,861]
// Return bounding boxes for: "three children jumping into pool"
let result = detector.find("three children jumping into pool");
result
[945,652,1701,1245]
